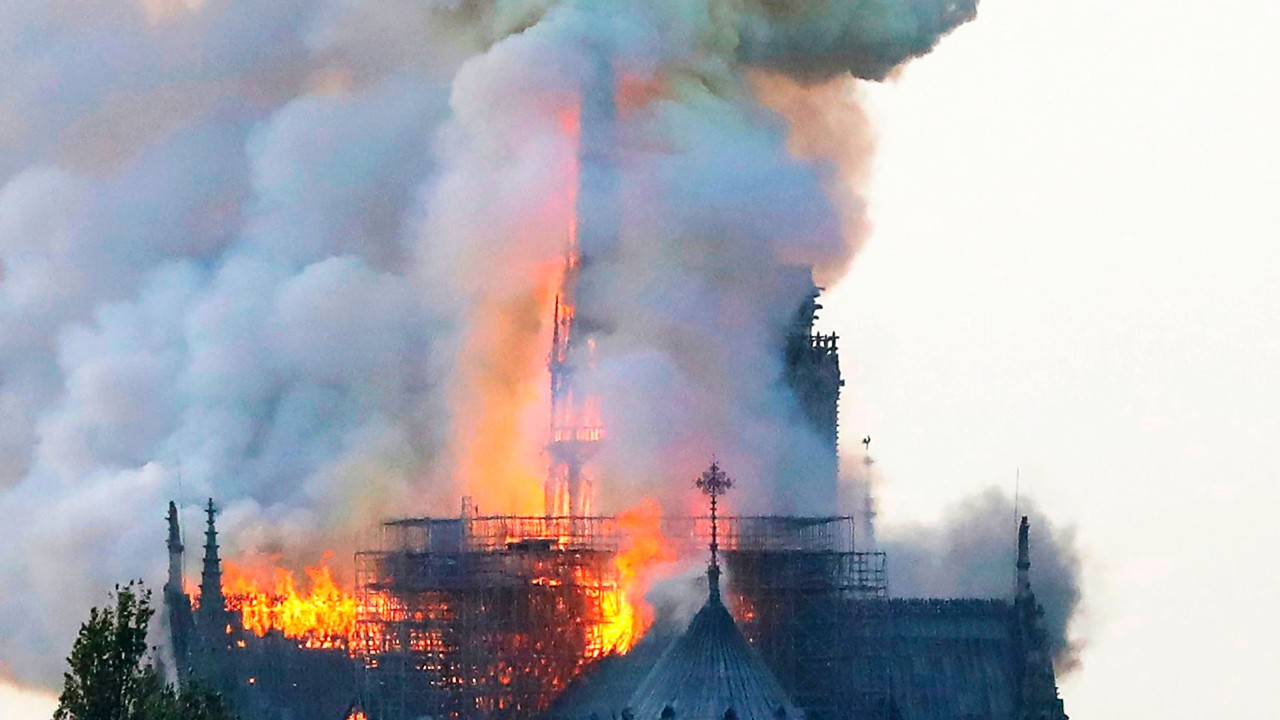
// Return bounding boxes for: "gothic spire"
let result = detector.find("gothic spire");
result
[1016,515,1032,600]
[198,498,229,626]
[696,459,733,604]
[165,501,184,595]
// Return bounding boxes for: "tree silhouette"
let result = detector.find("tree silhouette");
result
[55,581,234,720]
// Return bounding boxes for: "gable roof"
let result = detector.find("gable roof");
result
[626,593,803,720]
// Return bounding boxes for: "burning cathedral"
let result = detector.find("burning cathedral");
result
[161,4,1070,720]
[164,279,1068,720]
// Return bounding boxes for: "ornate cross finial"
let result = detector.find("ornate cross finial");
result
[695,459,733,604]
[695,459,733,499]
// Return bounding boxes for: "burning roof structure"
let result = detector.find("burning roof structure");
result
[545,484,1068,720]
[153,3,1068,720]
[165,484,1067,720]
[166,501,360,720]
[162,235,1065,718]
[163,292,1068,719]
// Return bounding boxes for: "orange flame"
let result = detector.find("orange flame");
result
[587,499,676,655]
[581,568,634,658]
[223,561,357,650]
[618,499,677,634]
[452,98,584,516]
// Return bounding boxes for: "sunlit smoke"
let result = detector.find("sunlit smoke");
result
[0,0,985,695]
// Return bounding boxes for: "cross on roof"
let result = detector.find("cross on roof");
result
[695,459,733,498]
[695,459,733,604]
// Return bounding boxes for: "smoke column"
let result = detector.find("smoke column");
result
[842,455,1084,671]
[0,0,981,693]
[883,488,1084,672]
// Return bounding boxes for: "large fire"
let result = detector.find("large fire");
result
[222,561,357,650]
[589,499,676,656]
[219,503,673,662]
[450,98,585,518]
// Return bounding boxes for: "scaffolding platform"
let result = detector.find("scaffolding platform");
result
[353,513,886,720]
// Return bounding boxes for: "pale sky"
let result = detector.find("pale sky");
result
[829,0,1280,716]
[5,1,1277,717]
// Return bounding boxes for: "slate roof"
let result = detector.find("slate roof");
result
[545,623,674,720]
[625,589,803,720]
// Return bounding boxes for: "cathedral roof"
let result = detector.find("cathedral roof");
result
[625,591,802,720]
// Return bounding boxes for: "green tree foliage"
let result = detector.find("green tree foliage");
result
[144,681,235,720]
[55,581,154,720]
[54,582,235,720]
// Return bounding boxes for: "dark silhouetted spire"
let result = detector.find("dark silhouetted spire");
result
[163,500,196,673]
[1013,515,1069,719]
[198,498,229,627]
[1017,515,1032,600]
[695,459,733,605]
[165,501,184,595]
[628,465,800,719]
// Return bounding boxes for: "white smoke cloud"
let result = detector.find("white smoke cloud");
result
[0,0,981,691]
[0,0,456,686]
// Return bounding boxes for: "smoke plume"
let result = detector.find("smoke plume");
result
[841,456,1085,672]
[737,0,980,80]
[0,0,979,692]
[878,488,1085,672]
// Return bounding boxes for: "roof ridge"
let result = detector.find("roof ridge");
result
[626,598,803,720]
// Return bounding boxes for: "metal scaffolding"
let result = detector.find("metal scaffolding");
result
[352,513,886,720]
[726,551,888,720]
[353,515,630,719]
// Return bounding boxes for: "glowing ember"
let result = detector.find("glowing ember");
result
[222,561,357,650]
[579,567,632,658]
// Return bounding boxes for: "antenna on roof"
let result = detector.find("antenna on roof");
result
[1013,468,1021,529]
[1013,468,1021,593]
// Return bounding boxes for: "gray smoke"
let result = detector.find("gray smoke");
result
[0,0,979,693]
[840,459,1084,671]
[737,0,980,80]
[878,488,1085,673]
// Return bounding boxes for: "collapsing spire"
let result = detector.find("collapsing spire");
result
[545,44,618,518]
[547,289,602,517]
